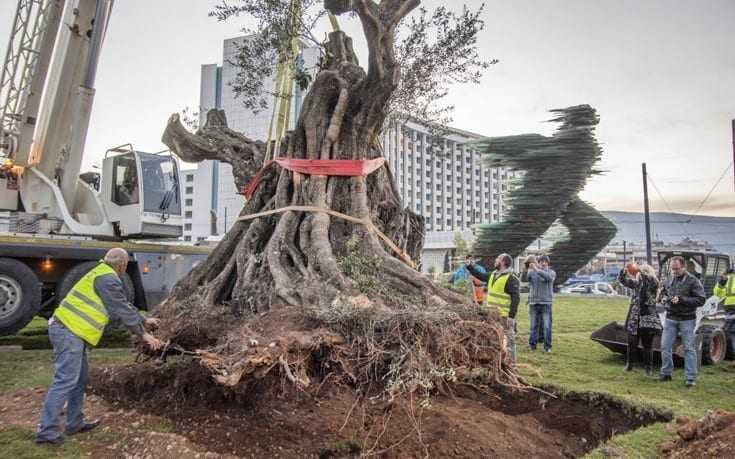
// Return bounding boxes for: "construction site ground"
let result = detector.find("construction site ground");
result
[1,296,734,458]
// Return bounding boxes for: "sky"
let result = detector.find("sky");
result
[1,0,733,217]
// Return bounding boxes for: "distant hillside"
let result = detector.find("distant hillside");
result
[602,211,735,255]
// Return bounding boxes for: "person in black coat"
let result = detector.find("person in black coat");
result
[618,263,662,376]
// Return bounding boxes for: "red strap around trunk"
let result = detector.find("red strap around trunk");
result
[243,158,386,199]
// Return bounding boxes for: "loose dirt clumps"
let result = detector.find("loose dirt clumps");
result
[661,410,735,458]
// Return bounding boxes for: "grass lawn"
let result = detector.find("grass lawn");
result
[515,294,735,458]
[1,296,734,458]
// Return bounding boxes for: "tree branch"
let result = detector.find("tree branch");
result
[162,109,266,191]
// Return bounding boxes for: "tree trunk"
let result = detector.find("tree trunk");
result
[160,2,465,321]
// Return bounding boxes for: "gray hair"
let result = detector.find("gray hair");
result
[104,248,129,269]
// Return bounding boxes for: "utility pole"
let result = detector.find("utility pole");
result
[642,163,653,265]
[622,240,627,267]
[731,119,734,191]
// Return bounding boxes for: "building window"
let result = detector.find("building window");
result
[456,209,461,216]
[184,223,192,231]
[185,211,193,218]
[186,175,194,182]
[456,165,461,172]
[426,193,431,200]
[416,204,421,212]
[447,219,452,226]
[446,196,451,203]
[185,186,193,194]
[185,198,193,206]
[436,184,441,191]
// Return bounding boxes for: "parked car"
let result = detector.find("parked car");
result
[561,282,618,296]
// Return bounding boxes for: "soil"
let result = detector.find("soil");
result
[660,410,735,458]
[88,361,668,458]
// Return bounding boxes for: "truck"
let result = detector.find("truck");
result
[0,0,211,336]
[591,250,733,366]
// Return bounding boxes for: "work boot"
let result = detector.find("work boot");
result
[659,374,672,382]
[65,419,101,436]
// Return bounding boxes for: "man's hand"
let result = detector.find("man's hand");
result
[671,296,680,305]
[142,333,163,351]
[144,318,161,331]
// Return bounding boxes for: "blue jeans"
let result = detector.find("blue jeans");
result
[660,318,698,381]
[529,303,552,350]
[37,319,89,441]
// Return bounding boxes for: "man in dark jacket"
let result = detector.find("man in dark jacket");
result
[467,254,520,361]
[660,256,706,387]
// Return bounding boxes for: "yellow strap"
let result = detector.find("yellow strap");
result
[237,205,416,269]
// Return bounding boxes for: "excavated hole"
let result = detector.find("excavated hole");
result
[91,362,670,458]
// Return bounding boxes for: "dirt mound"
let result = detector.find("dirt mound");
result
[91,362,667,458]
[661,410,735,458]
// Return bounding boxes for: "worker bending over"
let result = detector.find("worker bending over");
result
[467,254,521,361]
[36,248,163,445]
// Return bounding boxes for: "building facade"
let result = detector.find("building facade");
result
[382,120,511,233]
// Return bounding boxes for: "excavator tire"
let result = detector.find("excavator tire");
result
[700,325,727,365]
[0,258,42,336]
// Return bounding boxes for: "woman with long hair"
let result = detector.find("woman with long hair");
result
[618,263,662,376]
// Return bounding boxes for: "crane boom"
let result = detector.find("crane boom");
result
[0,0,183,240]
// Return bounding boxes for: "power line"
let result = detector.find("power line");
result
[687,161,734,219]
[647,173,691,238]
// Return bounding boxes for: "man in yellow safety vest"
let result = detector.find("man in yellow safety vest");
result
[714,269,735,310]
[36,248,163,445]
[466,253,521,361]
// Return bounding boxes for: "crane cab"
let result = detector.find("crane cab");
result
[101,145,183,239]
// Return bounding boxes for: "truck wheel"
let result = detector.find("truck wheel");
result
[700,327,727,365]
[0,258,42,336]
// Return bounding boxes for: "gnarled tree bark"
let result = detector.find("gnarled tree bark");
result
[160,0,466,316]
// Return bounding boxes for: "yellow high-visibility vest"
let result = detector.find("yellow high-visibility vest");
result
[714,274,735,307]
[485,270,514,317]
[54,262,115,346]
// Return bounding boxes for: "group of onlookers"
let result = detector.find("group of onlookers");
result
[458,253,735,388]
[618,256,706,386]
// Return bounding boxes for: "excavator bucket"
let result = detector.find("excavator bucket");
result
[590,321,629,355]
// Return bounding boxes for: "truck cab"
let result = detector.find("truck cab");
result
[102,146,182,239]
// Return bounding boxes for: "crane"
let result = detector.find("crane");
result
[0,0,207,338]
[0,0,182,238]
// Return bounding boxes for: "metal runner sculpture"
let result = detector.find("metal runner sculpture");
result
[472,104,617,285]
